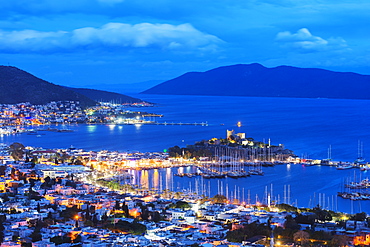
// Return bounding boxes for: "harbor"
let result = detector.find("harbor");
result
[120,162,366,214]
[0,94,369,215]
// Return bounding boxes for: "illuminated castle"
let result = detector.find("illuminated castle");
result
[227,129,246,141]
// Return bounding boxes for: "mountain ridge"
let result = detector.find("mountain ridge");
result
[141,63,370,100]
[0,65,145,107]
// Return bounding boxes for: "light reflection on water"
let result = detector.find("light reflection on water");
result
[108,124,116,131]
[129,164,364,214]
[134,124,142,131]
[86,125,97,133]
[153,169,159,190]
[140,170,149,190]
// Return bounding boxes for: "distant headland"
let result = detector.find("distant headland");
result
[141,63,370,100]
[0,65,147,107]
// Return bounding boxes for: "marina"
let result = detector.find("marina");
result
[0,94,369,214]
[119,163,365,213]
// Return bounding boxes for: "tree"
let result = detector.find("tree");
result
[141,208,149,221]
[152,211,161,222]
[85,208,91,221]
[50,235,71,245]
[122,203,129,218]
[211,194,227,204]
[60,205,79,220]
[168,146,181,158]
[331,235,348,247]
[351,212,367,221]
[92,214,99,225]
[74,159,83,166]
[65,180,77,189]
[174,191,183,199]
[0,216,4,244]
[226,221,270,243]
[73,234,82,243]
[47,211,53,219]
[284,215,300,230]
[9,142,25,161]
[296,212,317,225]
[275,203,298,212]
[106,220,147,235]
[114,200,121,210]
[30,229,42,242]
[312,207,332,222]
[293,230,310,246]
[174,201,191,209]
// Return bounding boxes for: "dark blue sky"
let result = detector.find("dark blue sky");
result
[1,0,369,91]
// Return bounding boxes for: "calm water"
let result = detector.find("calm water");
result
[1,94,370,213]
[130,165,367,214]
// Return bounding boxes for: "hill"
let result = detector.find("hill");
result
[66,87,147,104]
[0,66,147,107]
[0,66,96,107]
[141,63,370,100]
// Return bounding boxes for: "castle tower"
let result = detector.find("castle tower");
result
[227,129,234,140]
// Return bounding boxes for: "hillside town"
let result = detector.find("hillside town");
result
[0,101,156,132]
[0,143,369,247]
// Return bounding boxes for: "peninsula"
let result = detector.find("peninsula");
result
[142,63,370,100]
[0,66,147,107]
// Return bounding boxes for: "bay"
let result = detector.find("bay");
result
[130,165,365,214]
[1,94,370,214]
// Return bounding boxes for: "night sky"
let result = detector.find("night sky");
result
[1,0,369,91]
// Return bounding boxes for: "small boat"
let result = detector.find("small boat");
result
[355,140,366,164]
[227,171,241,178]
[336,163,354,170]
[361,165,370,171]
[249,170,264,175]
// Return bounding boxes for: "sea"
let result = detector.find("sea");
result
[1,94,370,214]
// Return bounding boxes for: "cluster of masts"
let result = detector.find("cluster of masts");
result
[198,146,265,178]
[325,140,366,164]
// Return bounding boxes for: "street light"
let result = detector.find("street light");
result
[74,215,79,228]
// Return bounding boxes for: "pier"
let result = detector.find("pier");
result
[114,121,208,126]
[153,121,208,126]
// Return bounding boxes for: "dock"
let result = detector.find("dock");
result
[114,121,208,126]
[153,121,208,126]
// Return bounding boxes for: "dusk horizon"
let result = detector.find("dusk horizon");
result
[1,1,369,91]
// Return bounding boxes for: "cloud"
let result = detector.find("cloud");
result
[0,29,69,52]
[0,22,222,53]
[276,28,347,53]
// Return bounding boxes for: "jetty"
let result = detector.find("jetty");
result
[153,121,208,126]
[112,119,208,126]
